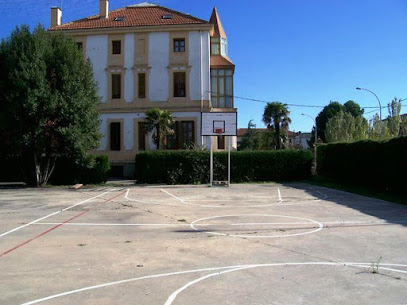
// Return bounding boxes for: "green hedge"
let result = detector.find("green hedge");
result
[317,136,407,193]
[50,155,110,185]
[135,150,313,184]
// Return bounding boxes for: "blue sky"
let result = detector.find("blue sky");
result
[1,0,406,131]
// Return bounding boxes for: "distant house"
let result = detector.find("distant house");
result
[237,128,311,149]
[288,132,312,149]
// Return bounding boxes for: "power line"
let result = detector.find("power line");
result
[215,93,389,109]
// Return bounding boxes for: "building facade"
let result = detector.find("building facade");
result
[49,1,236,177]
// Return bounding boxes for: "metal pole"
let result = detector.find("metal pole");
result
[356,87,383,136]
[228,136,231,187]
[301,113,317,175]
[210,136,213,187]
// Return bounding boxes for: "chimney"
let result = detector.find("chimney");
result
[51,7,62,27]
[99,0,109,18]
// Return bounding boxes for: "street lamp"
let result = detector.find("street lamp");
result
[302,113,317,175]
[356,87,383,136]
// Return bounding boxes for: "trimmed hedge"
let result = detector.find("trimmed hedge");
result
[317,136,407,193]
[50,155,110,185]
[135,150,313,184]
[0,154,110,185]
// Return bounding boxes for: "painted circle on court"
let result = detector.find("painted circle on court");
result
[190,214,323,238]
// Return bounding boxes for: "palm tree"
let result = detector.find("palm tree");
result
[262,102,291,150]
[144,108,175,150]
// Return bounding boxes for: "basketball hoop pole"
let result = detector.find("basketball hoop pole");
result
[210,136,213,187]
[228,136,231,187]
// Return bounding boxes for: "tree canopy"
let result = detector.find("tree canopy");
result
[262,102,291,150]
[144,108,175,150]
[0,25,101,186]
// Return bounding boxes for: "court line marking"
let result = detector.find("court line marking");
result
[190,214,324,238]
[154,189,321,208]
[277,187,283,202]
[160,189,185,203]
[30,219,407,228]
[124,189,180,207]
[0,191,111,239]
[164,262,407,305]
[0,191,126,258]
[22,262,407,305]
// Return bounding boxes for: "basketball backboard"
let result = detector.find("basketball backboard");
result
[201,112,237,136]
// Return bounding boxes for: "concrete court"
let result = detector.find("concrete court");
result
[0,183,406,305]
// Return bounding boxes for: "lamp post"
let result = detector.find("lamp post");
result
[302,113,317,175]
[356,87,383,136]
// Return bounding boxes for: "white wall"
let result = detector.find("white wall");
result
[98,112,203,150]
[189,31,210,101]
[149,32,170,102]
[124,33,135,102]
[86,35,108,102]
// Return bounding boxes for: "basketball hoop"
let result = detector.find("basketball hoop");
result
[215,128,223,134]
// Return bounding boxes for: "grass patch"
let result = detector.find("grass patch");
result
[306,176,407,205]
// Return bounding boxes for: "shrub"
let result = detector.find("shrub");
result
[49,155,110,185]
[317,136,407,193]
[135,150,312,184]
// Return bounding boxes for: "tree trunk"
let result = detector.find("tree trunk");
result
[275,123,281,150]
[156,127,160,150]
[33,154,57,187]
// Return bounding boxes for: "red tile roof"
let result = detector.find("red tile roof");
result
[210,55,235,69]
[49,5,209,31]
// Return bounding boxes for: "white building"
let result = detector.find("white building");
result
[50,1,236,177]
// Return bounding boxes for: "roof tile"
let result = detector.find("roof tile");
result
[49,5,208,31]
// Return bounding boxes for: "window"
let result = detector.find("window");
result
[138,122,146,151]
[173,72,186,97]
[110,122,121,151]
[76,42,83,51]
[181,121,195,147]
[138,73,146,98]
[112,74,121,99]
[221,38,228,56]
[166,122,179,150]
[166,121,195,150]
[173,38,185,52]
[210,69,233,108]
[112,40,121,54]
[137,39,146,55]
[217,135,225,150]
[210,37,220,55]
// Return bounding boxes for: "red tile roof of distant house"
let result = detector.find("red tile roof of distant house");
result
[49,4,209,31]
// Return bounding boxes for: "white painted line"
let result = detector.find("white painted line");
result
[0,191,111,239]
[124,189,180,207]
[277,187,283,202]
[231,222,314,226]
[164,266,250,305]
[22,262,407,305]
[190,214,324,238]
[125,188,328,208]
[164,262,407,305]
[160,189,186,203]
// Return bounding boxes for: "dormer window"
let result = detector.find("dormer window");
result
[210,37,220,55]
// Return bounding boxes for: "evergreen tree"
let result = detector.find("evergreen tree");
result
[0,25,101,186]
